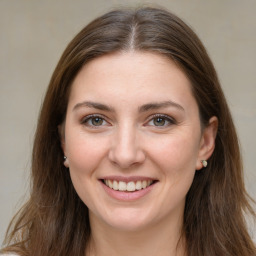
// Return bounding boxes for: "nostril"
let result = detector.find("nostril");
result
[108,147,146,169]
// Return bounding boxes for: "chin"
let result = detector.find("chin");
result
[109,218,151,232]
[100,207,155,232]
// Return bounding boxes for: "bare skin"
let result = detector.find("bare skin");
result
[61,51,218,256]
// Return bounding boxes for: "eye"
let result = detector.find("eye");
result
[82,115,109,127]
[147,114,175,127]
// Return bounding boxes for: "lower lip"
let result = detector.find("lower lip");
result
[101,181,156,201]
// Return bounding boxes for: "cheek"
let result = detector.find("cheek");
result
[149,132,200,172]
[65,135,109,207]
[158,137,199,198]
[148,131,200,195]
[65,133,108,176]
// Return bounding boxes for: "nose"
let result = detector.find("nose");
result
[108,124,146,169]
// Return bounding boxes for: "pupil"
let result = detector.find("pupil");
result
[92,117,103,126]
[154,117,165,126]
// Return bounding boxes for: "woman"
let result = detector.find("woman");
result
[1,6,255,256]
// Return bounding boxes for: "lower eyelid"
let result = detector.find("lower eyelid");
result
[149,120,171,127]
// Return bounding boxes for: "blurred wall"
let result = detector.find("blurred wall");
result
[1,0,255,243]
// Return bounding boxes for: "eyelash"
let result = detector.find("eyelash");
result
[81,114,176,128]
[81,114,110,128]
[145,114,176,128]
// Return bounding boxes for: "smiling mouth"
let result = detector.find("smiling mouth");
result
[102,179,156,192]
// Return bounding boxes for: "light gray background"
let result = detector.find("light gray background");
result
[1,0,255,244]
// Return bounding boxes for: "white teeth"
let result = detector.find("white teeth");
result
[113,180,118,190]
[119,181,127,191]
[104,179,153,192]
[142,180,147,189]
[108,180,113,189]
[127,181,136,192]
[135,181,142,190]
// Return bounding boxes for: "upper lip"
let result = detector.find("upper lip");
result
[100,176,158,182]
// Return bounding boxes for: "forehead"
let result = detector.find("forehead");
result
[68,51,198,113]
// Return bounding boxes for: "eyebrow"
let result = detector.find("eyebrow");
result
[72,100,184,113]
[73,101,114,112]
[138,101,185,112]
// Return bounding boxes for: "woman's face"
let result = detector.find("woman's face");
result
[61,52,215,231]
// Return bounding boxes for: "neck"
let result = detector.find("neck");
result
[86,213,186,256]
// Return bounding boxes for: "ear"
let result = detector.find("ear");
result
[58,124,69,168]
[196,116,218,170]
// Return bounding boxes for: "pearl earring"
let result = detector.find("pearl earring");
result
[201,160,208,168]
[63,156,69,168]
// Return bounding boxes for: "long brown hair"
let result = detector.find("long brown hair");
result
[1,7,255,256]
